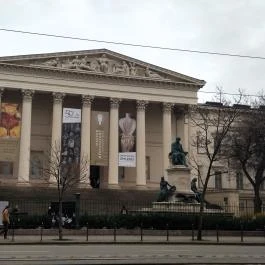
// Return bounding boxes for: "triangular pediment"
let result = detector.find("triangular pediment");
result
[0,49,205,86]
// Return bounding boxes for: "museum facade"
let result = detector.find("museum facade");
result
[0,49,205,189]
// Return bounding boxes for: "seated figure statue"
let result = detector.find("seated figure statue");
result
[157,176,176,202]
[169,137,188,166]
[190,178,202,202]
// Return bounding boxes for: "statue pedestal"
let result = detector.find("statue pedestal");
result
[167,166,191,193]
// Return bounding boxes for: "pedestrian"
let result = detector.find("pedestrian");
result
[0,206,10,239]
[120,205,128,215]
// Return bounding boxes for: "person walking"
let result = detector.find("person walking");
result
[0,206,10,239]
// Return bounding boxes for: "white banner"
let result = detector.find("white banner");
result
[118,152,136,167]
[63,108,81,123]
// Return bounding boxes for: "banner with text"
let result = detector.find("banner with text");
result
[90,111,109,166]
[61,108,81,165]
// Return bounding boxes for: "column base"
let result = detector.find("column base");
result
[78,182,92,189]
[135,185,147,190]
[108,184,121,189]
[48,182,58,188]
[16,181,31,187]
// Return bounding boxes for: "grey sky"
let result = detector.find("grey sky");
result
[0,0,265,102]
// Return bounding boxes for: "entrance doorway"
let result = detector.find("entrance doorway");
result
[90,166,100,188]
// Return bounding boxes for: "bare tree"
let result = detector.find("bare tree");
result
[189,89,242,240]
[42,142,89,240]
[226,94,265,214]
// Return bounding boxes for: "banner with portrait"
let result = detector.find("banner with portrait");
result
[118,112,136,167]
[0,103,21,162]
[61,108,81,166]
[90,111,109,166]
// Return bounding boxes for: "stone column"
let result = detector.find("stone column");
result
[163,102,174,180]
[50,92,64,183]
[80,95,94,186]
[18,89,34,184]
[136,100,148,187]
[108,98,121,187]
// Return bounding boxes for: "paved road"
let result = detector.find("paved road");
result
[0,244,265,264]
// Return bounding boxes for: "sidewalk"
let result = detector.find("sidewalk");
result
[1,234,265,245]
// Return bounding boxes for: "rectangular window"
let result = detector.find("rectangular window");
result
[261,180,265,190]
[215,171,222,190]
[196,132,205,154]
[236,171,243,190]
[0,161,13,175]
[146,156,150,180]
[213,133,220,150]
[30,151,44,179]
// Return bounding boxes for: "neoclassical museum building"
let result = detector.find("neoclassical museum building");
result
[0,49,205,189]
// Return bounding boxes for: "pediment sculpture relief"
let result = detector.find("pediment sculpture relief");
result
[32,54,166,80]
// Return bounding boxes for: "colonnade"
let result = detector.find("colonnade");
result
[0,89,180,187]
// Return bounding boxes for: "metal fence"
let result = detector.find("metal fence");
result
[6,199,265,218]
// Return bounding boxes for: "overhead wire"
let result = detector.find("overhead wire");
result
[1,28,265,60]
[0,28,264,99]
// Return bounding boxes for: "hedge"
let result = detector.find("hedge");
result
[9,213,265,231]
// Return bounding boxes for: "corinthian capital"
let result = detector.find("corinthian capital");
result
[22,89,34,101]
[0,88,4,98]
[136,100,148,111]
[162,102,174,113]
[82,95,94,107]
[53,92,65,103]
[110,98,121,109]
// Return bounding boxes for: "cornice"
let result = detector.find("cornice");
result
[0,62,202,89]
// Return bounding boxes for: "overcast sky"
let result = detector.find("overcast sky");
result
[0,0,265,103]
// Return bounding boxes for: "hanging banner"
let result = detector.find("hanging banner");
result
[63,108,81,123]
[90,111,109,166]
[0,103,21,161]
[118,112,136,167]
[61,108,81,165]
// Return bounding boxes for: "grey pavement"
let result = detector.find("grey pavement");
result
[0,243,265,264]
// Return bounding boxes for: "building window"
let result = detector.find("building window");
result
[215,171,222,190]
[261,180,265,190]
[239,200,245,211]
[0,161,13,175]
[146,156,150,180]
[196,132,205,154]
[236,171,243,190]
[30,151,44,179]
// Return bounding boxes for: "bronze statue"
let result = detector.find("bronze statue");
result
[157,177,176,202]
[169,137,188,166]
[191,178,202,202]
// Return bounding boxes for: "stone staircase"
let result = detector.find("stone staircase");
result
[0,185,158,203]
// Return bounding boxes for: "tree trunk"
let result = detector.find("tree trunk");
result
[58,199,63,240]
[197,196,205,240]
[254,186,262,214]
